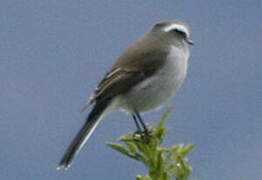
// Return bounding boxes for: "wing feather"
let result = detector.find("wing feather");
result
[81,49,168,112]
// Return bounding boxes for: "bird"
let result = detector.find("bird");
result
[57,20,193,170]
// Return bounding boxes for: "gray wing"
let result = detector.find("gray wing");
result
[81,50,168,113]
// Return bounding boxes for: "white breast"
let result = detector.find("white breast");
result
[117,46,189,114]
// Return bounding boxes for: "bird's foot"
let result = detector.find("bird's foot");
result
[133,130,153,144]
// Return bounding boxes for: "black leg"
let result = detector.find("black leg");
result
[132,114,142,132]
[134,111,149,135]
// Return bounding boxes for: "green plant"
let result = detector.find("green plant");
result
[107,108,194,180]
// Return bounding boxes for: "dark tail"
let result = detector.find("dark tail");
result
[57,101,109,170]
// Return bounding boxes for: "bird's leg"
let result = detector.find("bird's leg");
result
[132,114,142,133]
[134,111,152,136]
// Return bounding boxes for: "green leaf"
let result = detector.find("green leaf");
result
[107,143,131,157]
[106,108,193,180]
[157,107,173,130]
[126,142,137,154]
[133,153,150,166]
[180,144,195,157]
[166,145,181,163]
[136,175,151,180]
[154,108,172,141]
[119,134,136,142]
[156,151,164,173]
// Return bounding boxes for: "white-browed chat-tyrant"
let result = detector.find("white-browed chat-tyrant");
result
[57,20,193,170]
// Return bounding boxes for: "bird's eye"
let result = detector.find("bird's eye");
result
[171,29,187,38]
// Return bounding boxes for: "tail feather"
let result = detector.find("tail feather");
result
[57,101,109,170]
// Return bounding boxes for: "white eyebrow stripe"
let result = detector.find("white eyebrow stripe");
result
[163,24,189,37]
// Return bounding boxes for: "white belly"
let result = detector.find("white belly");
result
[118,46,189,114]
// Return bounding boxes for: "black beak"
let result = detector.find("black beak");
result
[186,38,194,45]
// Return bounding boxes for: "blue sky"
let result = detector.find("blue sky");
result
[0,1,261,179]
